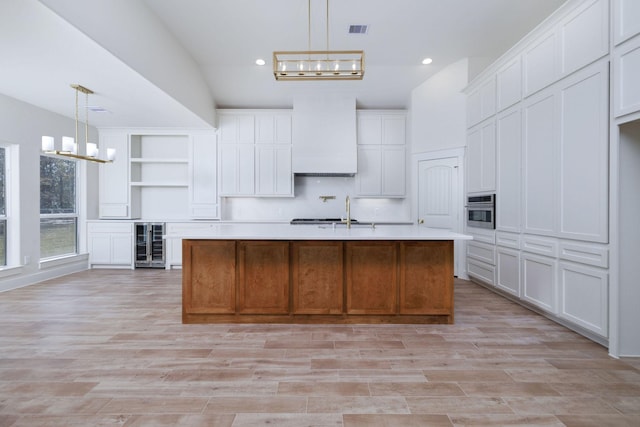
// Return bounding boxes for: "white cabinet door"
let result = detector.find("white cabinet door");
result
[190,132,218,218]
[467,77,497,127]
[88,222,133,268]
[523,91,557,236]
[255,113,292,144]
[356,147,383,195]
[613,0,640,45]
[88,234,112,265]
[255,145,292,196]
[99,130,130,218]
[522,252,557,313]
[467,120,496,193]
[381,146,405,196]
[614,34,640,117]
[523,30,557,97]
[218,143,255,196]
[558,0,608,78]
[111,234,134,266]
[497,57,522,112]
[496,108,522,232]
[382,115,406,145]
[497,246,520,297]
[559,262,608,337]
[558,61,608,242]
[219,114,254,144]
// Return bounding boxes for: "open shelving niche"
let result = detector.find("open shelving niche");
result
[129,134,191,219]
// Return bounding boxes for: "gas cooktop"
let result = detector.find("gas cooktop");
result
[290,218,358,225]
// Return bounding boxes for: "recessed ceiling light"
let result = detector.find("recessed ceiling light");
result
[422,58,433,65]
[256,59,266,66]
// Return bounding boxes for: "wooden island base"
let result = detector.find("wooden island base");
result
[182,239,454,324]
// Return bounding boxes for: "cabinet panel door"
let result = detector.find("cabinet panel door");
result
[292,242,343,314]
[357,114,382,144]
[559,62,608,242]
[497,247,520,297]
[190,133,217,218]
[88,234,112,264]
[111,234,133,266]
[522,253,557,313]
[559,0,608,77]
[523,92,557,235]
[559,262,608,337]
[99,131,129,218]
[399,242,453,315]
[467,121,496,193]
[496,108,522,232]
[382,115,406,145]
[182,240,236,314]
[356,147,382,195]
[274,145,292,195]
[218,144,238,195]
[613,0,640,45]
[614,35,640,117]
[346,242,397,315]
[237,241,289,314]
[237,144,255,195]
[381,146,406,196]
[523,31,557,97]
[497,58,522,112]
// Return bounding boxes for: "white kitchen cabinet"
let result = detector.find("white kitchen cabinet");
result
[467,77,496,127]
[613,0,640,46]
[466,240,496,265]
[497,246,520,297]
[613,34,640,118]
[467,258,496,286]
[521,252,557,313]
[496,107,521,232]
[558,61,608,243]
[523,30,557,97]
[558,0,608,78]
[466,119,496,193]
[189,132,218,218]
[496,57,522,112]
[99,130,130,218]
[559,261,608,337]
[522,90,557,236]
[87,221,133,269]
[218,110,293,197]
[356,111,406,197]
[255,144,292,196]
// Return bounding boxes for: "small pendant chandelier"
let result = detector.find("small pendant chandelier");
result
[42,84,115,163]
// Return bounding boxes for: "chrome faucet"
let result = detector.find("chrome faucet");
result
[344,195,351,229]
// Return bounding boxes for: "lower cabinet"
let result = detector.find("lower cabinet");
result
[346,242,398,315]
[87,221,134,269]
[237,241,289,314]
[521,252,557,313]
[292,241,343,315]
[559,261,608,337]
[182,239,454,323]
[496,247,520,297]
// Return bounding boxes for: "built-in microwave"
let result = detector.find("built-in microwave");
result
[467,194,495,229]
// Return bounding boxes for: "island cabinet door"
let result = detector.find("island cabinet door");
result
[291,241,344,315]
[399,241,454,316]
[237,241,290,314]
[346,242,398,315]
[182,240,236,314]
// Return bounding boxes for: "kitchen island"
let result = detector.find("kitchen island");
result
[181,223,471,324]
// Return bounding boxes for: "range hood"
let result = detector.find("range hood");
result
[292,96,357,176]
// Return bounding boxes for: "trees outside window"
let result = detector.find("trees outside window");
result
[40,156,77,259]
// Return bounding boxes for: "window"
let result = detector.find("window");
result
[40,156,77,259]
[0,147,6,266]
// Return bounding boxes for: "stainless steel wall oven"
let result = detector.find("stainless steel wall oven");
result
[467,194,495,229]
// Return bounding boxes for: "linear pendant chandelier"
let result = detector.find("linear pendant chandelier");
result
[273,0,364,81]
[41,84,115,163]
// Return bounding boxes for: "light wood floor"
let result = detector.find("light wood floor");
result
[0,269,638,427]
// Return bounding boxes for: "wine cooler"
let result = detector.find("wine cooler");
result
[135,222,165,268]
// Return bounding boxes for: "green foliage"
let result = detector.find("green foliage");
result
[40,156,76,214]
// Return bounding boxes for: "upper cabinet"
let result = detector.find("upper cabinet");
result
[98,129,218,220]
[467,77,496,127]
[466,119,496,194]
[523,30,558,97]
[217,110,293,197]
[355,111,406,198]
[496,57,522,112]
[613,0,640,46]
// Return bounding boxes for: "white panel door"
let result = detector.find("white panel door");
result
[614,35,640,117]
[523,91,557,236]
[559,262,608,337]
[418,157,459,230]
[558,61,608,242]
[497,247,520,297]
[381,146,405,196]
[559,0,608,77]
[190,133,218,218]
[99,130,130,218]
[496,108,522,232]
[523,31,557,97]
[613,0,640,45]
[497,57,522,112]
[522,253,557,313]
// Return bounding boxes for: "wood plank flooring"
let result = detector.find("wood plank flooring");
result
[0,269,638,426]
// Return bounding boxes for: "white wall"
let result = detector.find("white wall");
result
[0,93,98,291]
[410,58,470,154]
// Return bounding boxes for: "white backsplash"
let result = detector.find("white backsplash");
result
[220,176,412,222]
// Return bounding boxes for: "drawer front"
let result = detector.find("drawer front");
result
[559,241,609,268]
[466,241,496,265]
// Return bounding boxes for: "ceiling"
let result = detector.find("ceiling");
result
[0,0,567,128]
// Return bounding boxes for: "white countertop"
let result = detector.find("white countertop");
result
[171,223,472,241]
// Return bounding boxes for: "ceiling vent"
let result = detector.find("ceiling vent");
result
[348,25,368,34]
